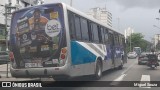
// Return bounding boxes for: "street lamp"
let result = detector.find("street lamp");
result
[70,0,73,6]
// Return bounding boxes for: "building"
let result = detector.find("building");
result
[124,27,134,43]
[124,27,134,38]
[154,34,160,50]
[86,7,112,27]
[0,0,44,51]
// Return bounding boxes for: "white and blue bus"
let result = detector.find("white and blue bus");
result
[9,3,127,80]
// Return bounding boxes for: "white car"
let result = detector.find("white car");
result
[157,54,160,61]
[127,52,137,59]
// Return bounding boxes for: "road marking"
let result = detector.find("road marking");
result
[113,74,127,81]
[141,75,150,81]
[139,75,151,88]
[110,74,127,86]
[121,60,137,74]
[111,60,136,85]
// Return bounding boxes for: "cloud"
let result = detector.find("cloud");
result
[116,0,160,9]
[96,0,160,9]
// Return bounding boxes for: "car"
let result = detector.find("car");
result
[0,51,9,64]
[138,53,148,65]
[127,52,137,59]
[157,54,160,61]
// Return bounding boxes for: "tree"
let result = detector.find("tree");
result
[126,33,150,52]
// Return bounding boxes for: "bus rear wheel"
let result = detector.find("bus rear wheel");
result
[94,60,102,80]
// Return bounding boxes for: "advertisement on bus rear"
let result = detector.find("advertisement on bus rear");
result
[10,4,67,68]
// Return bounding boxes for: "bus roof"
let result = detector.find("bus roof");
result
[12,2,124,37]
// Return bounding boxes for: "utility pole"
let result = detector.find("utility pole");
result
[70,0,72,6]
[5,4,8,51]
[117,17,120,31]
[130,33,132,51]
[128,27,133,51]
[3,3,16,78]
[4,4,16,51]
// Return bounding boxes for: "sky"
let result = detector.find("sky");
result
[44,0,160,41]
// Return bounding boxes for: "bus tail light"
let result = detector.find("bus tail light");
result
[59,48,67,65]
[9,52,14,61]
[60,54,66,59]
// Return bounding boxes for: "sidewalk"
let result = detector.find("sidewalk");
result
[0,64,41,81]
[0,64,11,78]
[0,64,54,81]
[0,64,10,72]
[0,77,41,81]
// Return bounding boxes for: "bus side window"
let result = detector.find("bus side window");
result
[68,11,76,40]
[88,21,93,42]
[104,29,108,44]
[91,23,99,43]
[98,26,103,43]
[80,17,89,41]
[119,35,123,45]
[114,33,119,45]
[74,15,82,40]
[100,27,105,44]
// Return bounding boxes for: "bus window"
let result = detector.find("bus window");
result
[68,11,76,39]
[74,15,82,40]
[91,23,99,43]
[114,33,119,45]
[88,21,93,42]
[99,26,103,43]
[100,27,105,43]
[80,17,89,41]
[104,29,109,43]
[119,35,123,45]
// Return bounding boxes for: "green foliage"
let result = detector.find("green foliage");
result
[126,33,150,52]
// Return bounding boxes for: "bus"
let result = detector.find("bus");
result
[9,3,127,80]
[133,47,141,56]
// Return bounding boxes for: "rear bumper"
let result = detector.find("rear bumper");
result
[138,61,148,64]
[128,56,136,58]
[10,64,70,78]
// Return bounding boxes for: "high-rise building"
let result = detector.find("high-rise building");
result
[124,27,134,38]
[86,7,112,27]
[124,27,134,43]
[154,34,160,49]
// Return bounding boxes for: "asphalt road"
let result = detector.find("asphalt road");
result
[1,58,160,90]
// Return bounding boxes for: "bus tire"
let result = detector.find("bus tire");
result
[118,60,123,69]
[94,60,102,80]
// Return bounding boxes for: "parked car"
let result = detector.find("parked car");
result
[138,53,148,65]
[0,51,9,64]
[157,54,160,61]
[127,52,137,59]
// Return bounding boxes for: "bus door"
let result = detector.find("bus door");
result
[109,31,115,67]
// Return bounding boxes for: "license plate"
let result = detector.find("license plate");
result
[152,65,155,67]
[25,63,42,68]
